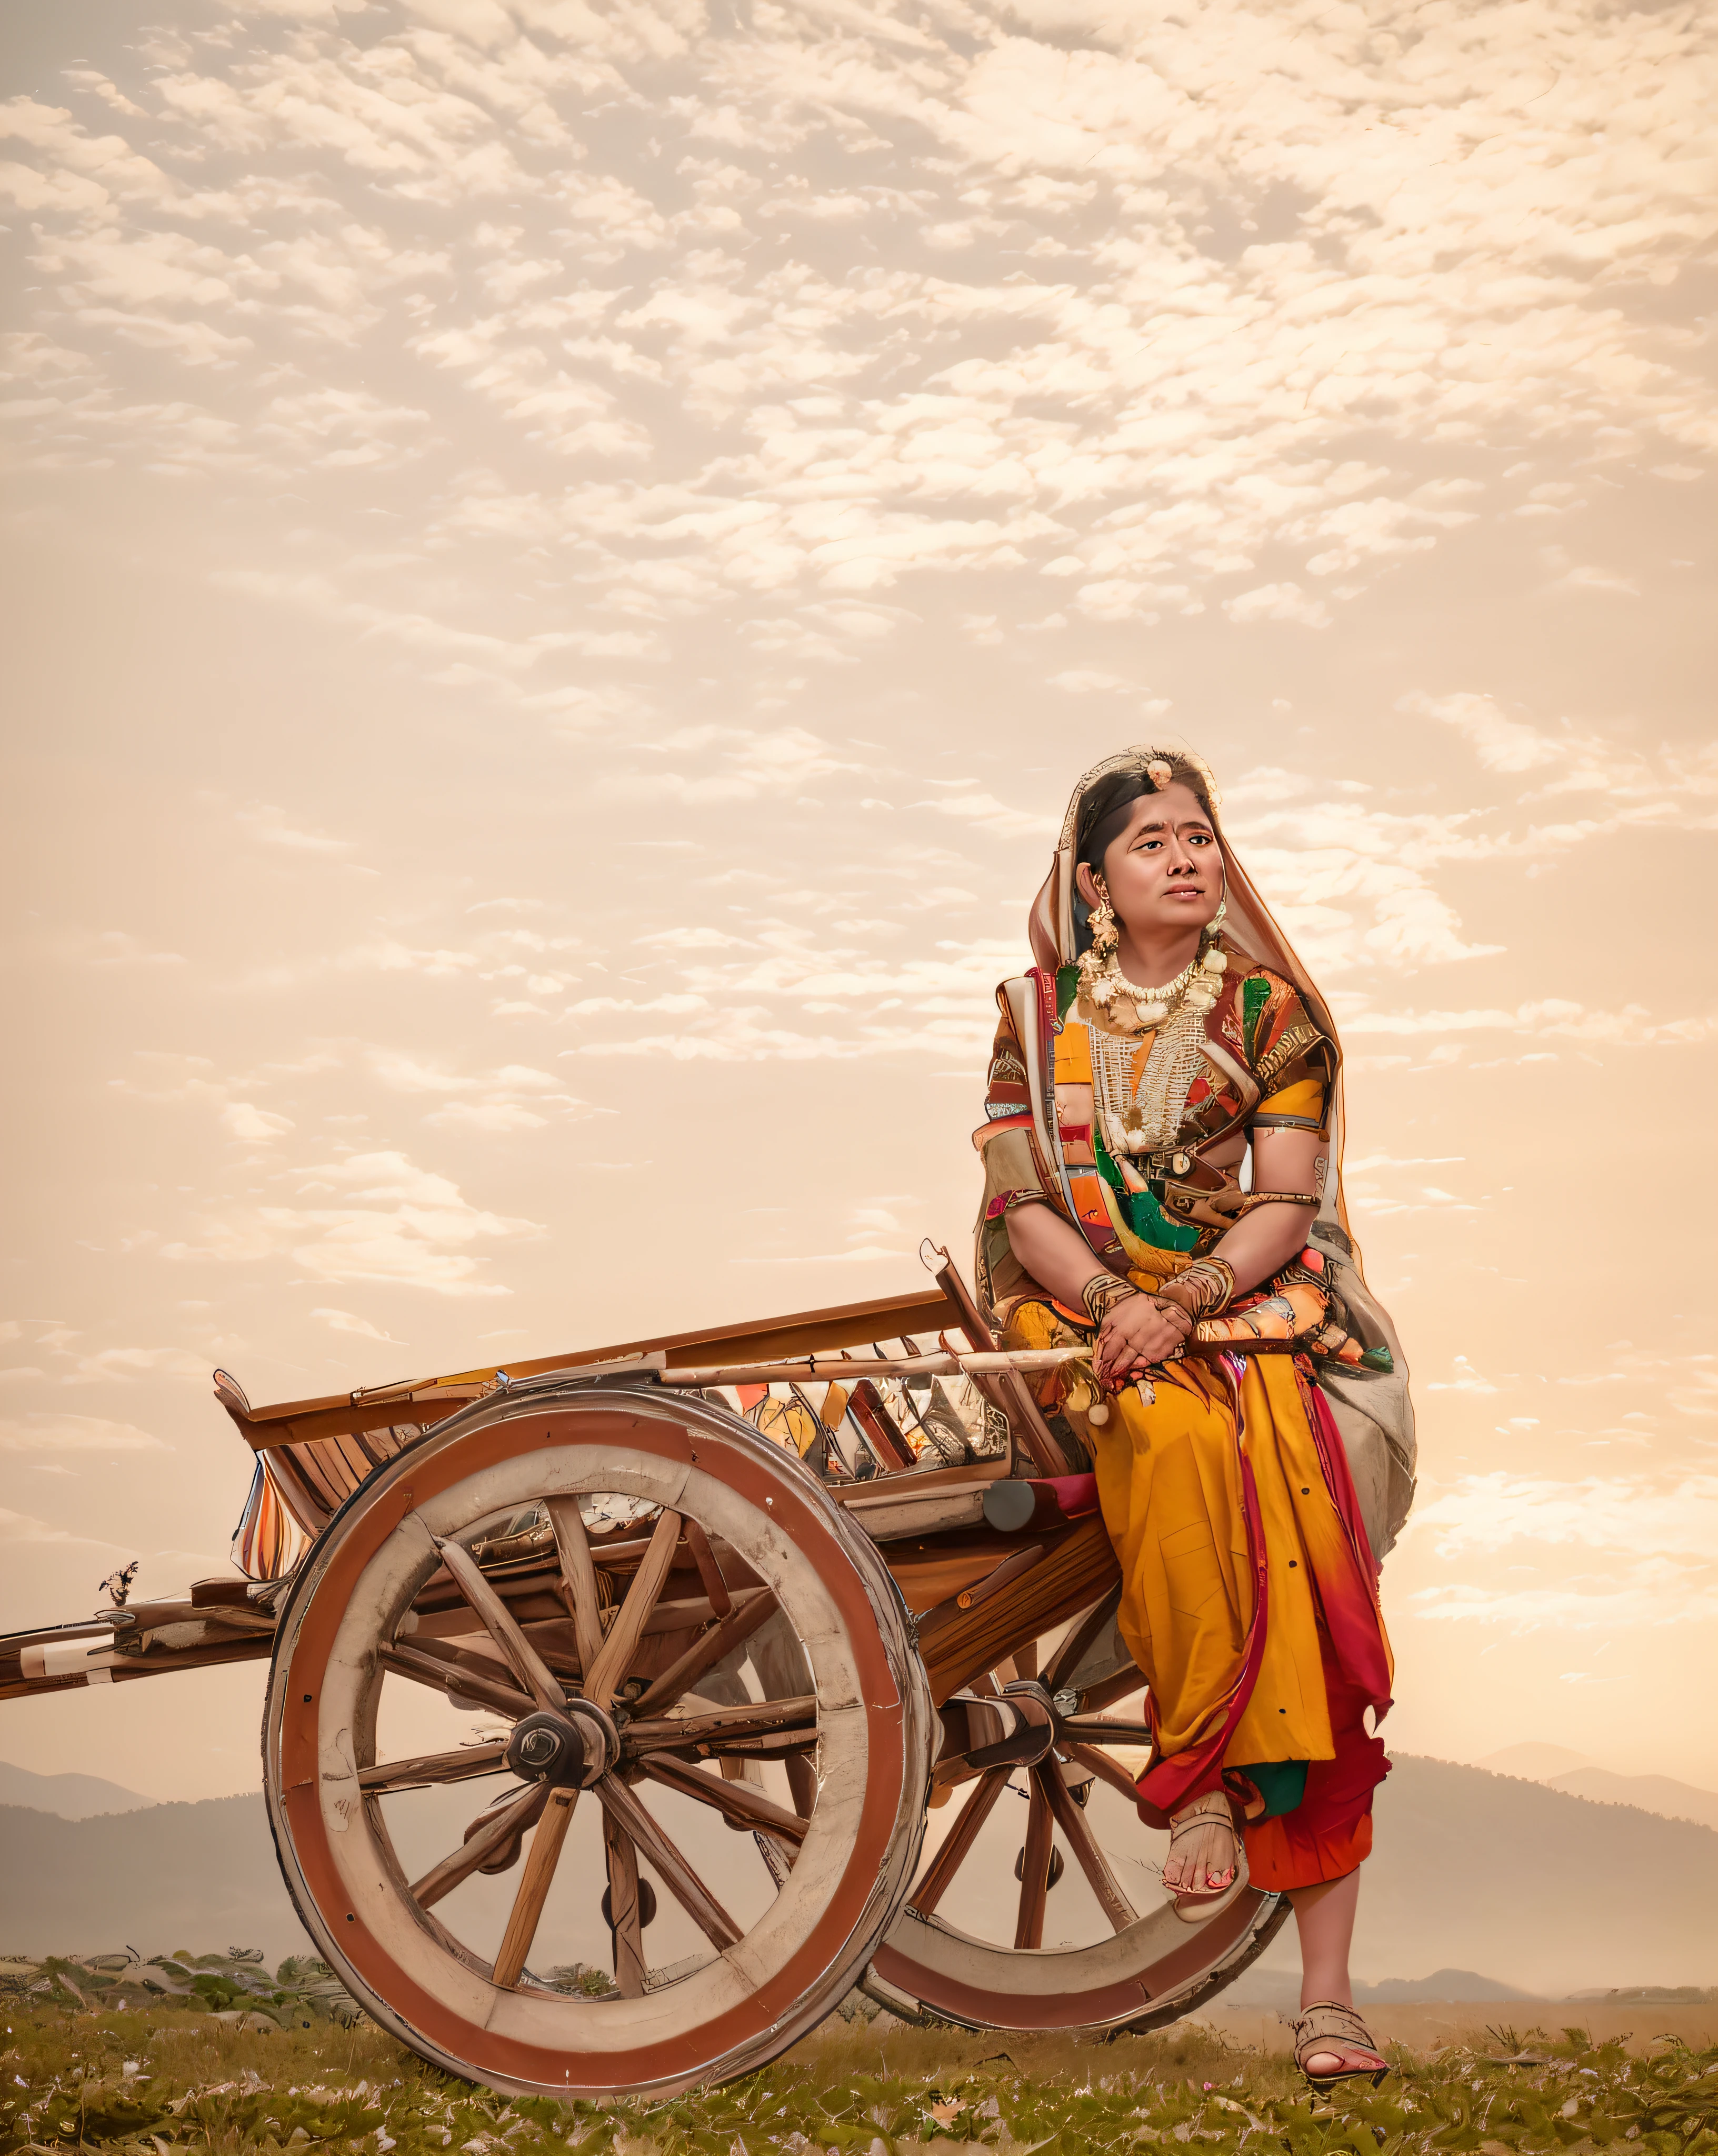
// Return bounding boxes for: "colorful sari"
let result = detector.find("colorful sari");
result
[973,750,1417,1891]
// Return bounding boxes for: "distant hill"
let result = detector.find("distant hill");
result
[1,1754,1713,1995]
[1225,1965,1528,2011]
[0,1761,154,1820]
[1544,1769,1718,1834]
[1477,1742,1592,1780]
[1366,1967,1530,2002]
[1350,1755,1717,1995]
[0,1799,313,1963]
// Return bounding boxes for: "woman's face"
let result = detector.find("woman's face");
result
[1077,781,1225,942]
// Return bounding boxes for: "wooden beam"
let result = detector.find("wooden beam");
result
[218,1288,957,1452]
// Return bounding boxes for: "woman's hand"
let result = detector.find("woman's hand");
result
[1094,1295,1189,1386]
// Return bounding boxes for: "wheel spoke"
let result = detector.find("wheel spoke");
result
[638,1754,809,1843]
[585,1507,681,1705]
[434,1535,567,1713]
[910,1765,1010,1916]
[1060,1714,1153,1745]
[411,1780,548,1910]
[383,1641,535,1723]
[595,1773,742,1951]
[1061,1739,1146,1807]
[544,1495,605,1680]
[682,1518,732,1615]
[1035,1763,1136,1933]
[491,1785,578,1989]
[603,1813,648,1999]
[625,1694,817,1752]
[1043,1586,1122,1693]
[1075,1667,1150,1714]
[358,1740,508,1793]
[1013,1774,1053,1949]
[630,1586,777,1715]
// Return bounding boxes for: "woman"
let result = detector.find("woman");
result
[974,747,1416,2088]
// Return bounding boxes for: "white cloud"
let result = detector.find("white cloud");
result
[0,1412,170,1452]
[161,1149,542,1295]
[222,1102,296,1142]
[1223,583,1331,629]
[1411,1472,1718,1562]
[311,1306,407,1343]
[1400,691,1566,774]
[59,1347,209,1385]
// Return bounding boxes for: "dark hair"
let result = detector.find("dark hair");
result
[1076,754,1217,877]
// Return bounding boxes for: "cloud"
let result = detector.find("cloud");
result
[160,1149,542,1295]
[0,1505,136,1549]
[0,1412,170,1452]
[602,726,862,805]
[1223,583,1331,629]
[1400,691,1566,774]
[222,1102,296,1142]
[1403,1471,1718,1631]
[235,804,354,853]
[1411,1472,1718,1562]
[58,1347,210,1385]
[311,1306,407,1343]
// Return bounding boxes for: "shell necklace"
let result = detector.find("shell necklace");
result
[1077,925,1229,1159]
[1077,928,1228,1035]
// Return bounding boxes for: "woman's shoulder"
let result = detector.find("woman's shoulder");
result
[1223,955,1329,1072]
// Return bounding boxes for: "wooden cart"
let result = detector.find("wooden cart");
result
[1,1244,1285,2099]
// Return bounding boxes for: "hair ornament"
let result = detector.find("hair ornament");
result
[1145,757,1174,790]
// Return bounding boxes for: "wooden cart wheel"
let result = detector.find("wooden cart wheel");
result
[866,1589,1288,2032]
[262,1383,933,2099]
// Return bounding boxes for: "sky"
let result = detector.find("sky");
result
[2,0,1714,1808]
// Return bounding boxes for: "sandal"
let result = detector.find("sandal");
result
[1292,2000,1389,2089]
[1163,1789,1246,1923]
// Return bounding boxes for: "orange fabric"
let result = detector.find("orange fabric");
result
[1244,1806,1372,1892]
[1239,1626,1389,1891]
[1088,1354,1392,1780]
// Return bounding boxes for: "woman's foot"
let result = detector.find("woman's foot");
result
[1163,1790,1242,1919]
[1292,2001,1388,2087]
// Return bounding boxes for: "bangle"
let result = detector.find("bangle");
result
[1082,1273,1143,1327]
[1155,1256,1238,1321]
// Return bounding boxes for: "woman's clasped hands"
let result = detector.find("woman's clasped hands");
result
[1093,1290,1192,1388]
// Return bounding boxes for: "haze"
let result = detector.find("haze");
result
[2,0,1713,1804]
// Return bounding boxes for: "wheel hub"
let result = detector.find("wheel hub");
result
[505,1699,618,1789]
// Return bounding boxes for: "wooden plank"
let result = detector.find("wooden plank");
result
[918,1514,1120,1706]
[219,1289,957,1450]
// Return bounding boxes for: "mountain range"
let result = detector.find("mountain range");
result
[0,1760,157,1820]
[0,1752,1712,1997]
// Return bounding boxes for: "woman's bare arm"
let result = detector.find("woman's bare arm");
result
[1004,1200,1117,1310]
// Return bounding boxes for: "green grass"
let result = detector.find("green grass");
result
[2,1997,1714,2156]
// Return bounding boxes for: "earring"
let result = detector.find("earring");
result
[1088,881,1119,959]
[1202,895,1228,940]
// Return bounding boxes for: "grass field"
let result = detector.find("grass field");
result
[3,1995,1715,2156]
